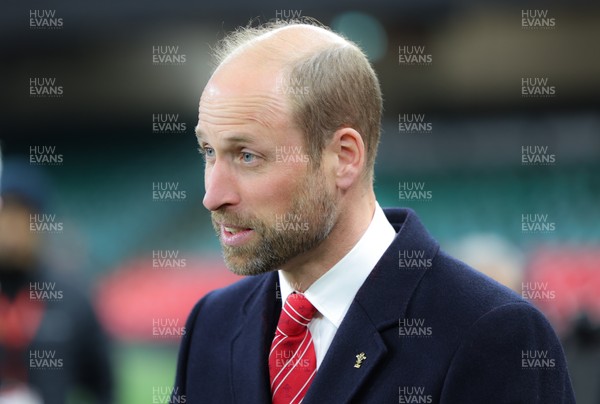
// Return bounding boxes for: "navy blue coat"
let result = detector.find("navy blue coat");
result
[174,208,576,403]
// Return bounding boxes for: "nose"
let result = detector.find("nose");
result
[202,160,240,211]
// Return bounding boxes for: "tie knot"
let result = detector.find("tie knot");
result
[277,293,317,336]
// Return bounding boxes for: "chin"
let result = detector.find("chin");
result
[224,255,276,277]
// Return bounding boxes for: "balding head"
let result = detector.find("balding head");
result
[214,24,347,70]
[206,20,383,182]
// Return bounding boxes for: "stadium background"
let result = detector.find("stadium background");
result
[2,1,599,402]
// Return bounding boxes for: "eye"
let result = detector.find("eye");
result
[241,152,255,163]
[198,146,215,157]
[204,147,215,157]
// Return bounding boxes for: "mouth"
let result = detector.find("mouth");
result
[219,223,254,246]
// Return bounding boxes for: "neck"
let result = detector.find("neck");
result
[280,189,376,292]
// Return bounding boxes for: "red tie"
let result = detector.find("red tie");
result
[269,292,317,404]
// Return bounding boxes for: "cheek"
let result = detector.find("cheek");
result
[244,169,305,210]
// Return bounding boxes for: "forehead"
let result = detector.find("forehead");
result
[197,59,292,134]
[199,92,288,131]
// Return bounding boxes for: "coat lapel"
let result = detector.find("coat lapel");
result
[230,271,280,403]
[302,302,387,403]
[304,208,440,403]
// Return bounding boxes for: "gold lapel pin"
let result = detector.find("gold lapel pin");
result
[354,352,367,368]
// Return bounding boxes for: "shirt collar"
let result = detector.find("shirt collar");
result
[278,202,396,328]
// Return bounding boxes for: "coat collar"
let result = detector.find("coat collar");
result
[357,207,440,330]
[303,208,439,403]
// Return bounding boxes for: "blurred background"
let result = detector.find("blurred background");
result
[1,0,599,403]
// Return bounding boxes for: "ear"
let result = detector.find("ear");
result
[328,127,365,191]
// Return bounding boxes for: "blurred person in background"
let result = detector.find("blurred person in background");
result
[0,157,113,404]
[174,20,575,403]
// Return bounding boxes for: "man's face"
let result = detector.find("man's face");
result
[0,199,39,271]
[197,63,337,276]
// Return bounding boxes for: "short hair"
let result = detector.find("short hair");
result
[212,19,382,182]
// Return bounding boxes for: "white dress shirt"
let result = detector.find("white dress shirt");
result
[277,202,396,368]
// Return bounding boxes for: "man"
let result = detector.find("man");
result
[174,20,575,403]
[0,159,113,403]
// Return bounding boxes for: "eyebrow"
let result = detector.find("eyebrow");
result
[195,125,206,141]
[195,127,257,145]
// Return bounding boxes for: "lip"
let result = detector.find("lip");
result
[219,223,254,246]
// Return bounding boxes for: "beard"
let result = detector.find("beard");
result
[211,169,337,276]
